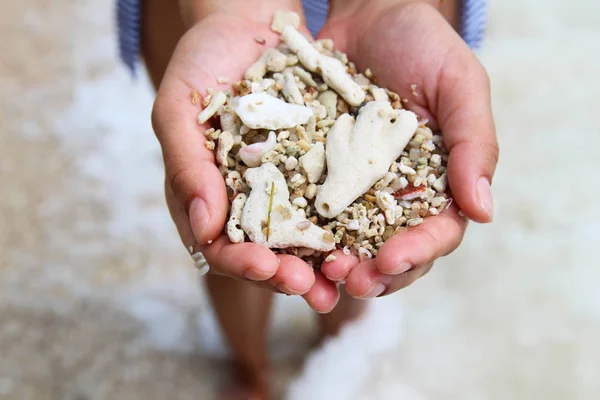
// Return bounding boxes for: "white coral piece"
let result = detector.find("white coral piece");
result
[225,170,247,194]
[238,131,277,168]
[271,10,300,33]
[281,71,304,105]
[317,90,338,120]
[197,91,227,125]
[245,48,288,81]
[299,142,325,183]
[216,131,234,167]
[315,101,418,218]
[281,25,365,106]
[227,193,247,243]
[375,190,397,225]
[235,92,313,130]
[369,86,389,102]
[290,66,317,87]
[241,163,335,251]
[220,110,241,137]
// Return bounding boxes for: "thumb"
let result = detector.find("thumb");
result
[437,51,499,223]
[152,82,228,245]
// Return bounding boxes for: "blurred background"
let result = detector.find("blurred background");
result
[1,0,599,399]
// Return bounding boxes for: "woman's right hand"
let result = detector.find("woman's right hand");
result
[151,6,350,312]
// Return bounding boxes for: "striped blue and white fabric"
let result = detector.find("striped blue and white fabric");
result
[460,0,488,52]
[116,0,141,75]
[117,0,488,75]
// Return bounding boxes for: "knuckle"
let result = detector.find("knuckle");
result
[475,64,491,88]
[480,141,500,173]
[486,141,500,167]
[166,163,195,209]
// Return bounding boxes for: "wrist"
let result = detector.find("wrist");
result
[178,0,305,29]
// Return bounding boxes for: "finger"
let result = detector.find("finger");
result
[380,262,434,296]
[320,250,360,282]
[344,260,384,298]
[199,235,280,281]
[152,83,228,245]
[345,260,433,299]
[437,54,499,223]
[375,202,467,275]
[302,270,340,313]
[266,254,316,295]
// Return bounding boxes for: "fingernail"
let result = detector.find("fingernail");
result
[360,282,387,299]
[243,268,270,281]
[390,262,412,275]
[276,283,298,295]
[476,177,494,221]
[189,198,210,243]
[191,252,210,275]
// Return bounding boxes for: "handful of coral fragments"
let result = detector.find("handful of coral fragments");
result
[198,11,450,266]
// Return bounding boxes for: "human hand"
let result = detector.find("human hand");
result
[318,1,499,297]
[151,4,341,312]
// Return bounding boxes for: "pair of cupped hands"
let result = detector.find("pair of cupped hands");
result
[151,0,499,313]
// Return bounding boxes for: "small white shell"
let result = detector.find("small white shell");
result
[238,131,277,168]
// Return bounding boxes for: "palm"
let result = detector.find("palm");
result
[168,15,280,94]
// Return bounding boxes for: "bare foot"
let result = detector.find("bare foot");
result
[221,361,270,400]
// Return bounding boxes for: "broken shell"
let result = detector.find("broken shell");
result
[433,173,448,193]
[315,101,419,218]
[304,183,317,200]
[369,86,389,102]
[358,247,372,262]
[225,170,247,193]
[324,254,337,262]
[346,219,360,231]
[241,163,335,251]
[393,183,427,200]
[285,156,298,171]
[197,91,227,125]
[238,130,277,168]
[299,142,325,183]
[220,110,242,136]
[375,190,397,225]
[227,193,247,243]
[235,92,313,130]
[317,90,338,120]
[216,131,234,167]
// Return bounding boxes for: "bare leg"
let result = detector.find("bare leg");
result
[317,289,367,340]
[206,275,273,399]
[141,1,274,398]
